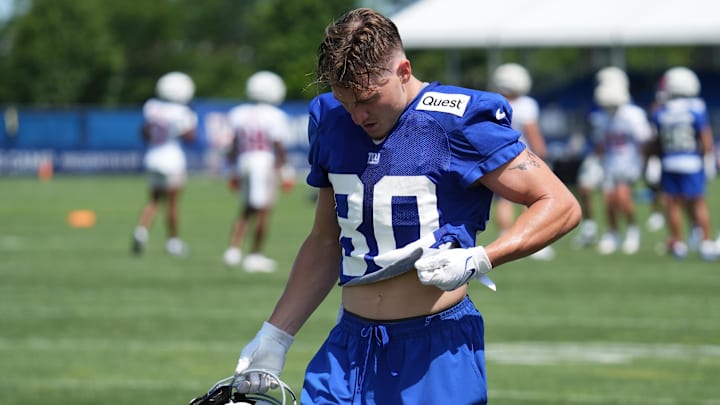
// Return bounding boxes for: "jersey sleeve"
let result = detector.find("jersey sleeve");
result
[447,92,525,188]
[306,95,332,188]
[266,106,292,145]
[627,106,652,143]
[178,106,198,133]
[694,109,709,132]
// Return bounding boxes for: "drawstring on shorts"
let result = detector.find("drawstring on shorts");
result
[356,324,389,399]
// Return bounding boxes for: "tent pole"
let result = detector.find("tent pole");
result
[445,49,461,85]
[609,45,626,70]
[486,46,502,87]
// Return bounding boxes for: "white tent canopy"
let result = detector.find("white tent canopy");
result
[391,0,720,49]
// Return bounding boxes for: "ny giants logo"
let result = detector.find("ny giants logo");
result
[367,152,381,165]
[415,92,470,117]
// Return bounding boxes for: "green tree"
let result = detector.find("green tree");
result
[0,0,358,105]
[245,0,355,99]
[1,0,123,105]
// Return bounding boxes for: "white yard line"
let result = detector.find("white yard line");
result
[2,337,720,363]
[490,388,720,404]
[487,341,720,365]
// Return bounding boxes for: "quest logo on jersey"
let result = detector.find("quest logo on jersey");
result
[416,92,470,117]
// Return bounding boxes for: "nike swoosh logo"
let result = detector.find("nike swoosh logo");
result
[495,108,506,120]
[464,258,477,283]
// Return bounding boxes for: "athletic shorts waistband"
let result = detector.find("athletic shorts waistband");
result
[339,295,479,337]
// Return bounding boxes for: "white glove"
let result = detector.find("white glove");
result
[233,322,294,394]
[704,153,717,180]
[644,156,662,186]
[415,246,494,291]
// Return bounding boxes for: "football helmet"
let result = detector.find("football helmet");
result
[594,66,629,88]
[491,63,532,97]
[246,71,286,105]
[660,66,700,98]
[593,81,629,108]
[156,71,195,104]
[189,371,296,405]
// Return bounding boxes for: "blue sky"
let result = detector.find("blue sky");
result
[0,0,13,21]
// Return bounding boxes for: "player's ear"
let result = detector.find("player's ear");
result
[396,59,412,83]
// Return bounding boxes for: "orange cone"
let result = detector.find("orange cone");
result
[67,210,97,228]
[38,159,53,182]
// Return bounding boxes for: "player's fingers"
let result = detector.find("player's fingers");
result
[415,255,444,271]
[232,376,251,393]
[248,372,263,393]
[257,373,269,393]
[416,267,439,285]
[267,374,279,390]
[420,242,452,258]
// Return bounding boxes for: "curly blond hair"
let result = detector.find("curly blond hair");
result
[316,8,404,92]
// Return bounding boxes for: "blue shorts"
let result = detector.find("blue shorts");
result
[661,170,705,198]
[302,296,487,405]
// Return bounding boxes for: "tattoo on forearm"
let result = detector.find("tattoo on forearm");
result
[509,151,541,171]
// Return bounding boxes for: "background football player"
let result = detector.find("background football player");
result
[223,71,295,273]
[574,66,630,249]
[131,71,197,257]
[649,66,717,260]
[589,79,652,255]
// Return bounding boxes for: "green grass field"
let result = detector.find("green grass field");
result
[1,174,719,404]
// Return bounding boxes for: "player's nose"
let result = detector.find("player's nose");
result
[350,107,369,126]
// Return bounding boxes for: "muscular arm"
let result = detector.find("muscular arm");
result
[273,140,288,169]
[480,149,581,267]
[267,187,341,335]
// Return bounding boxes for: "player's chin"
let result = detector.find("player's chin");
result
[363,124,385,138]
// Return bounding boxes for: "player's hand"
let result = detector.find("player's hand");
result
[415,246,494,291]
[228,176,240,191]
[704,153,717,180]
[279,164,296,192]
[232,322,294,394]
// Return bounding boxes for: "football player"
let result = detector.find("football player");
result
[573,66,630,249]
[132,72,197,257]
[230,8,580,405]
[490,62,555,260]
[222,71,296,273]
[650,66,717,260]
[589,80,652,255]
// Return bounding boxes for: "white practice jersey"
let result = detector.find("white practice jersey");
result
[142,98,197,176]
[589,103,652,186]
[227,103,291,156]
[227,102,292,208]
[508,95,539,147]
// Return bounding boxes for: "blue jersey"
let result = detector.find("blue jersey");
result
[307,82,524,286]
[651,97,708,174]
